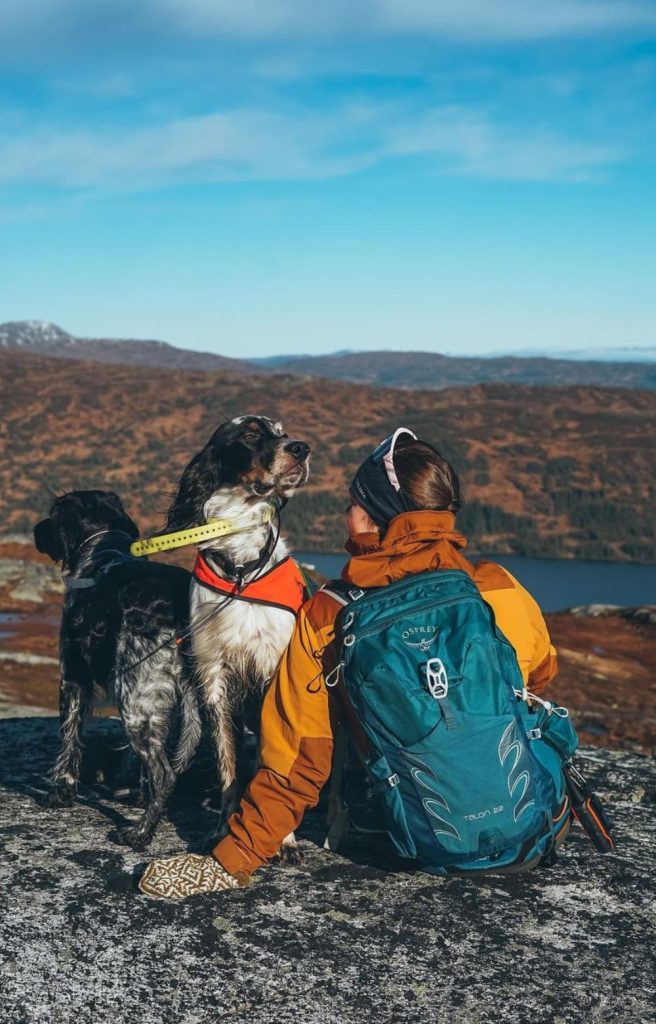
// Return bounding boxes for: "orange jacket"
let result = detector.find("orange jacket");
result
[213,511,558,878]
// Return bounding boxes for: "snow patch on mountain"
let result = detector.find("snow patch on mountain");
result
[0,321,75,348]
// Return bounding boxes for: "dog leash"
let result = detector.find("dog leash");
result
[129,506,274,558]
[123,508,284,672]
[63,506,284,671]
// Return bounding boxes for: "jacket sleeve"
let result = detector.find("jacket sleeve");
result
[527,634,559,694]
[212,603,335,878]
[478,563,558,695]
[504,570,559,694]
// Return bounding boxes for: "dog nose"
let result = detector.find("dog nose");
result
[285,440,310,461]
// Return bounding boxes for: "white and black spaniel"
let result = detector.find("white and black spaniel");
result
[165,415,310,856]
[34,490,202,848]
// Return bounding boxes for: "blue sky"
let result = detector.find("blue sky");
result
[1,0,655,356]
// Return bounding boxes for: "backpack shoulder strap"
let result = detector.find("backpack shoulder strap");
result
[321,580,372,757]
[320,578,368,607]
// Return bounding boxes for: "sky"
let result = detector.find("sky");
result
[1,0,655,357]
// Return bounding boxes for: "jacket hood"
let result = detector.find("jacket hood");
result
[342,510,474,587]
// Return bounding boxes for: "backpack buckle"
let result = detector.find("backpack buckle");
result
[348,588,365,601]
[527,727,542,741]
[425,658,449,700]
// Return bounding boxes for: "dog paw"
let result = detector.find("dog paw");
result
[110,826,152,850]
[42,785,75,809]
[200,790,223,811]
[273,843,304,868]
[110,786,143,805]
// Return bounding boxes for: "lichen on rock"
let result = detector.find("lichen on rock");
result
[0,717,654,1024]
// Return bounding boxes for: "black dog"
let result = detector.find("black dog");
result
[34,490,201,848]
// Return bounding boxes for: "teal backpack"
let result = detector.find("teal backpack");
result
[324,569,581,874]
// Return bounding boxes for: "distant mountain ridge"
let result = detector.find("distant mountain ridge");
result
[1,320,654,390]
[0,320,257,375]
[493,345,656,363]
[249,349,656,389]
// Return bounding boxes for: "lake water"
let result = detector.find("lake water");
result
[293,550,655,613]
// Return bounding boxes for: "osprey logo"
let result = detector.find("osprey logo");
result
[401,624,438,652]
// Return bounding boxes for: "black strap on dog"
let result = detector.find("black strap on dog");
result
[63,530,143,591]
[64,550,139,590]
[205,526,278,588]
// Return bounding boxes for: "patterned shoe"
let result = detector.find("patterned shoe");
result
[138,853,248,900]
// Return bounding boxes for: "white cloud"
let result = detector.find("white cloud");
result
[0,102,625,200]
[375,0,656,40]
[0,109,365,190]
[1,0,654,46]
[157,0,656,40]
[384,107,624,181]
[58,73,138,99]
[155,0,354,37]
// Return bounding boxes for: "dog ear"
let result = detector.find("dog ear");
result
[100,491,140,540]
[33,518,64,562]
[102,491,127,513]
[166,446,223,531]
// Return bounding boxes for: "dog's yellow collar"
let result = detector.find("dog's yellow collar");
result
[130,506,274,558]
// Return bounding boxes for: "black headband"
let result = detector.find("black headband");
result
[350,428,420,528]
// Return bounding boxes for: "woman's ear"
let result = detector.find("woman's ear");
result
[166,446,223,532]
[33,517,64,562]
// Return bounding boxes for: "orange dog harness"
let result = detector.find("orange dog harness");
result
[193,552,308,616]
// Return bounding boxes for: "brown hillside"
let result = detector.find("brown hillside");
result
[1,349,654,560]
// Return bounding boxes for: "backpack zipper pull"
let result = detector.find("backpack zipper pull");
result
[325,661,345,689]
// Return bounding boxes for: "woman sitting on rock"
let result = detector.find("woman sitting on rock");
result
[140,428,559,898]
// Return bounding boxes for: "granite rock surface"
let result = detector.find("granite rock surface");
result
[0,717,654,1024]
